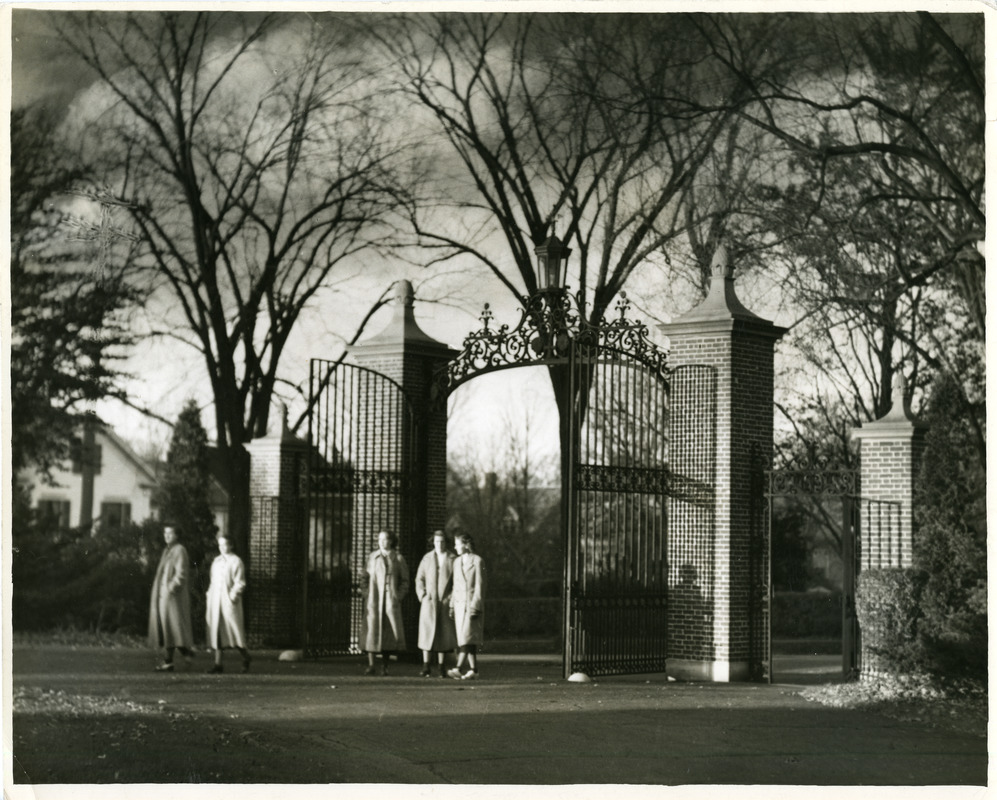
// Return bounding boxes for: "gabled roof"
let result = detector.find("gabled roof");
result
[95,424,159,487]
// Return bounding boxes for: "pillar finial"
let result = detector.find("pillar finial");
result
[711,244,732,279]
[879,373,916,423]
[394,279,415,308]
[348,280,455,354]
[664,242,770,325]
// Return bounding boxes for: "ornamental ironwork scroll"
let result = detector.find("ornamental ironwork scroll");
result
[308,467,410,496]
[575,464,670,495]
[766,466,859,497]
[431,288,669,404]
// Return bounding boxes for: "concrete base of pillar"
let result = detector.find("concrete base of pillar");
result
[667,658,751,683]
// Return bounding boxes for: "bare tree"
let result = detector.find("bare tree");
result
[707,12,984,338]
[373,13,777,487]
[687,12,984,465]
[447,399,559,595]
[55,12,409,548]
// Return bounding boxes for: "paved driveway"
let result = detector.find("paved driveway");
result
[7,646,987,787]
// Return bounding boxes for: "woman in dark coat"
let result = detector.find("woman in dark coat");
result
[447,533,485,680]
[415,530,457,677]
[148,524,195,671]
[361,530,409,675]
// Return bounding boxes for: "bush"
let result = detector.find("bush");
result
[772,591,842,638]
[13,512,162,636]
[771,506,818,592]
[911,374,987,680]
[487,598,561,638]
[856,568,929,676]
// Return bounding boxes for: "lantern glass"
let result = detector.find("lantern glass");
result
[544,255,560,289]
[535,235,570,292]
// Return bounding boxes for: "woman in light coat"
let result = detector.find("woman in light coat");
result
[361,530,410,675]
[448,533,485,680]
[205,534,250,674]
[148,524,195,671]
[415,530,457,677]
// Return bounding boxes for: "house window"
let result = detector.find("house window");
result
[70,438,103,475]
[100,502,131,530]
[37,499,71,528]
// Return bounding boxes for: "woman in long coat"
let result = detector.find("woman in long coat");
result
[148,525,195,671]
[447,533,485,680]
[361,530,409,675]
[415,530,457,677]
[205,534,250,674]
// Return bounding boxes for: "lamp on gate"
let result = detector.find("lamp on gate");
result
[534,233,571,292]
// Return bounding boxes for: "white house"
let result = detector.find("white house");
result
[21,419,234,536]
[22,422,159,530]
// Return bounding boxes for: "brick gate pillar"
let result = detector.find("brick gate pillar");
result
[659,247,785,682]
[246,408,309,648]
[850,376,927,570]
[347,280,457,644]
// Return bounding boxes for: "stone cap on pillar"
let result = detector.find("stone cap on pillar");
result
[851,375,928,441]
[347,280,458,361]
[248,402,308,449]
[658,246,787,339]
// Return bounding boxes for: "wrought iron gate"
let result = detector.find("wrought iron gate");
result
[304,359,422,656]
[763,465,863,679]
[435,288,688,678]
[565,341,671,676]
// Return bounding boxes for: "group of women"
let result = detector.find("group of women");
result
[148,525,250,674]
[362,530,485,680]
[149,526,485,680]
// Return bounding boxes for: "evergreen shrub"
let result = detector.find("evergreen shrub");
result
[855,567,929,675]
[912,375,987,680]
[12,513,162,635]
[487,598,561,638]
[772,591,842,638]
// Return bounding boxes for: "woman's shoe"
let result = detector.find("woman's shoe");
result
[446,668,463,680]
[461,670,478,680]
[419,666,432,677]
[364,665,376,676]
[154,662,174,672]
[207,664,223,674]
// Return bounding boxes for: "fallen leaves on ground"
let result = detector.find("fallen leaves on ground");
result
[13,686,192,719]
[799,674,986,737]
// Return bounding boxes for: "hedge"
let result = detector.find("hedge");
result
[486,598,561,638]
[855,567,928,676]
[481,594,847,641]
[771,591,842,638]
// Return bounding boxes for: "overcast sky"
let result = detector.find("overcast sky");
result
[6,2,988,467]
[7,5,563,464]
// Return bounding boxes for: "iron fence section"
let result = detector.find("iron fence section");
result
[860,498,903,569]
[567,345,671,677]
[306,359,420,657]
[763,466,865,680]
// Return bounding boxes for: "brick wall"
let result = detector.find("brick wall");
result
[246,434,308,648]
[852,413,927,570]
[349,326,455,649]
[661,311,782,680]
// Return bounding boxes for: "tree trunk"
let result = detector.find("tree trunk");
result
[223,444,251,559]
